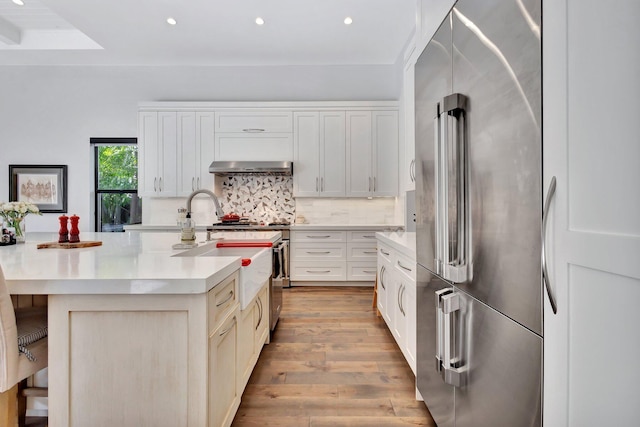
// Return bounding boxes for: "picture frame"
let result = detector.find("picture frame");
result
[9,165,68,213]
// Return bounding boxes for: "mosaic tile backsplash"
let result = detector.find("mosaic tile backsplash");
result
[220,175,295,223]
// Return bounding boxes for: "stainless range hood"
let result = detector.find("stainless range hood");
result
[209,161,293,176]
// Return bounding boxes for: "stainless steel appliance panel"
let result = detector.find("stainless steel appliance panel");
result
[416,265,454,427]
[450,0,542,334]
[415,14,452,275]
[453,288,542,427]
[270,240,286,331]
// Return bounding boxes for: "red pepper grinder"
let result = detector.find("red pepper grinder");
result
[58,215,69,243]
[69,215,80,243]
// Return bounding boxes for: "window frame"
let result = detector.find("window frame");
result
[91,137,140,232]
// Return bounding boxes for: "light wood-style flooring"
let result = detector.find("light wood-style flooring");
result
[231,286,435,427]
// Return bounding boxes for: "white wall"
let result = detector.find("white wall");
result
[0,64,400,231]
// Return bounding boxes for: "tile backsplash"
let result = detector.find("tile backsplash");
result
[219,175,295,223]
[143,176,401,225]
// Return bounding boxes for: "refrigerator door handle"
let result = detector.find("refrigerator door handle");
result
[441,292,465,387]
[439,93,470,283]
[435,289,453,374]
[542,176,558,314]
[434,108,444,274]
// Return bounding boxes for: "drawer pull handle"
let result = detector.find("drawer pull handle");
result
[362,235,376,239]
[363,251,377,254]
[242,128,265,132]
[397,261,413,272]
[306,251,331,254]
[216,290,234,307]
[307,235,331,238]
[307,270,331,273]
[363,270,377,274]
[219,317,237,337]
[380,249,390,256]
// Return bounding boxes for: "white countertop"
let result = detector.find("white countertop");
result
[376,231,416,259]
[1,231,281,295]
[291,224,404,231]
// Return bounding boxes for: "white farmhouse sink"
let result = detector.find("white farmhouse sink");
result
[176,246,271,309]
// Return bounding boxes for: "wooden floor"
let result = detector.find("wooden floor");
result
[231,286,435,427]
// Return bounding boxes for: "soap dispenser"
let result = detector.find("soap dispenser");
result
[180,213,196,242]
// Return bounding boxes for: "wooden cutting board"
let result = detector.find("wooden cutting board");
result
[37,241,102,249]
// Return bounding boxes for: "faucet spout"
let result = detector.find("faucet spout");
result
[186,189,224,219]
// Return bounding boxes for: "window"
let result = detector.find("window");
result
[92,138,142,232]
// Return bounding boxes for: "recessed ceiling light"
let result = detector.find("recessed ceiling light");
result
[166,17,177,26]
[344,17,353,25]
[255,17,265,25]
[12,0,25,6]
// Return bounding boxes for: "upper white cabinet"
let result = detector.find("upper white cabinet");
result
[215,111,293,133]
[176,112,216,196]
[346,111,399,197]
[139,111,214,198]
[294,111,346,197]
[138,111,178,197]
[215,111,294,161]
[402,60,416,192]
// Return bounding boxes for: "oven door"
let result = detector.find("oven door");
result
[270,241,285,331]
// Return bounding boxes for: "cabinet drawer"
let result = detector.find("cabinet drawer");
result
[394,252,416,282]
[216,111,293,133]
[347,242,378,261]
[377,242,394,263]
[291,230,346,242]
[347,263,378,281]
[291,263,346,281]
[208,272,238,333]
[347,230,378,242]
[215,134,293,161]
[291,243,345,261]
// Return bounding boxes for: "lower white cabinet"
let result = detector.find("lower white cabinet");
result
[237,281,270,391]
[209,310,239,427]
[291,229,380,282]
[376,238,417,374]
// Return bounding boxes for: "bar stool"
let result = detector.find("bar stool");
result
[0,266,48,427]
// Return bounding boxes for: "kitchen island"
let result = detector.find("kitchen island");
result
[1,231,280,427]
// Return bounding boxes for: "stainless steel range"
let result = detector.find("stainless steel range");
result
[207,222,290,332]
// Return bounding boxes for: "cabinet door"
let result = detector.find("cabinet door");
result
[215,111,292,133]
[138,111,159,197]
[209,314,239,427]
[158,112,177,196]
[403,62,416,192]
[319,111,346,196]
[404,281,417,375]
[372,111,399,196]
[253,287,269,352]
[346,111,373,196]
[177,112,197,196]
[197,112,216,191]
[215,134,293,161]
[237,305,255,391]
[293,112,320,196]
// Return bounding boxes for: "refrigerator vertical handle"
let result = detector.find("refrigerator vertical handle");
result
[434,289,452,374]
[441,292,465,387]
[439,93,470,283]
[434,110,444,274]
[542,176,558,314]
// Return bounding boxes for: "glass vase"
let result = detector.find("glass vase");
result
[11,218,25,243]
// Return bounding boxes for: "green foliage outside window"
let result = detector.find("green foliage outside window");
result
[96,145,140,231]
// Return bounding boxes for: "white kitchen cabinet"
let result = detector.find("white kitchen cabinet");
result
[215,111,292,133]
[215,111,294,161]
[291,229,383,283]
[237,280,269,392]
[376,235,417,375]
[402,61,416,192]
[138,111,178,197]
[346,111,399,197]
[293,111,346,197]
[177,112,216,196]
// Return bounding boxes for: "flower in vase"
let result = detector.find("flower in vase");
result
[0,201,42,241]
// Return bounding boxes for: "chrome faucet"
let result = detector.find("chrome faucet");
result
[186,189,224,219]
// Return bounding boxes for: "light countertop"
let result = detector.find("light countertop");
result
[376,231,416,259]
[290,224,404,231]
[1,231,280,295]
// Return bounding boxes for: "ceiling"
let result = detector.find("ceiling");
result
[0,0,416,66]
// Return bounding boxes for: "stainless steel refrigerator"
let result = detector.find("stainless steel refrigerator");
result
[415,0,542,426]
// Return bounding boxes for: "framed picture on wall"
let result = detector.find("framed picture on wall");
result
[9,165,68,213]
